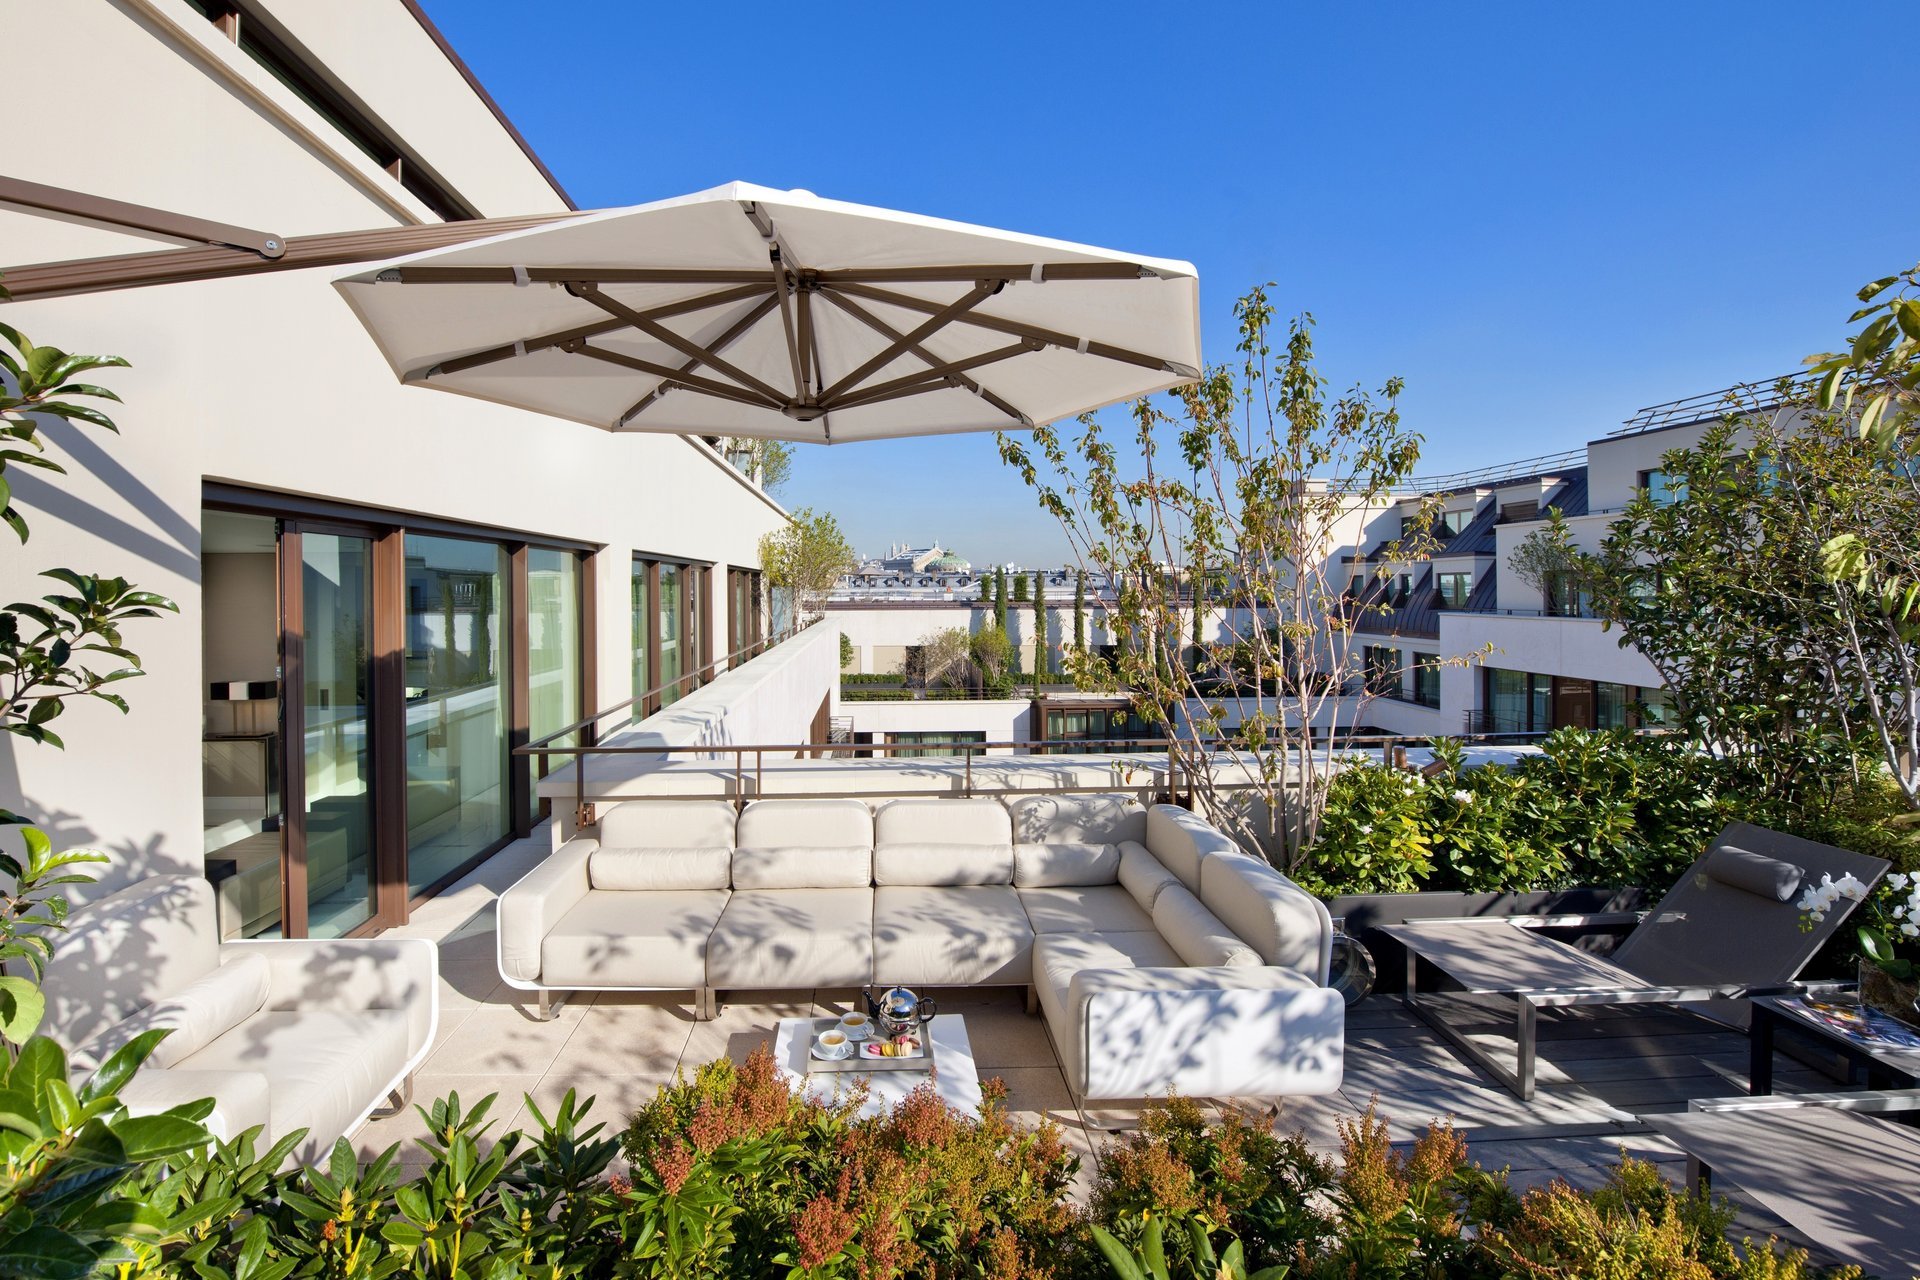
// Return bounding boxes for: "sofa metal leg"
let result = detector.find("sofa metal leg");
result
[536,989,570,1022]
[370,1075,414,1120]
[696,988,718,1021]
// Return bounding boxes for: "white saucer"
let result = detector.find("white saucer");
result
[838,1020,873,1041]
[811,1040,852,1062]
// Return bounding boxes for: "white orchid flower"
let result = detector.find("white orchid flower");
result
[1904,922,1920,938]
[1889,872,1911,891]
[1832,873,1868,902]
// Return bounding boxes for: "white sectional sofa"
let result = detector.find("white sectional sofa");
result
[43,875,438,1164]
[496,793,1342,1100]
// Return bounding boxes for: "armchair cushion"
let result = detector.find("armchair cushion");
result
[1032,930,1183,1033]
[1199,851,1334,981]
[75,950,269,1071]
[1147,805,1240,893]
[118,1066,271,1143]
[875,797,1011,846]
[1008,794,1147,845]
[737,798,873,847]
[873,886,1033,984]
[43,876,220,1049]
[1013,842,1120,888]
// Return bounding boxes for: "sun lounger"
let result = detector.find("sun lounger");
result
[1379,822,1888,1099]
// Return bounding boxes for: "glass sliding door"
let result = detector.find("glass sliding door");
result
[657,561,685,706]
[299,532,377,938]
[404,534,509,897]
[631,560,652,721]
[527,548,581,776]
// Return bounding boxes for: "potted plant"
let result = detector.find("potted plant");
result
[1801,870,1920,1022]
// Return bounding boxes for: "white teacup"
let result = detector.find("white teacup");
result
[816,1029,849,1059]
[839,1012,872,1040]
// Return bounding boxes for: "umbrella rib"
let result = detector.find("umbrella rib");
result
[821,339,1039,413]
[831,280,1199,378]
[395,265,771,285]
[570,283,792,407]
[816,280,1001,403]
[409,283,767,381]
[815,287,1034,427]
[614,293,783,426]
[817,262,1157,284]
[565,341,784,410]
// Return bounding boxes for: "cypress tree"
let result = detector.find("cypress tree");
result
[1074,570,1087,651]
[993,566,1008,634]
[1033,571,1049,675]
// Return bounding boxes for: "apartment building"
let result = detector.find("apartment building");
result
[1,1,788,937]
[1349,382,1804,739]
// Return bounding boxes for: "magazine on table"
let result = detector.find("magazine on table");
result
[1789,996,1920,1050]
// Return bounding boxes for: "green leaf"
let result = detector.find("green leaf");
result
[114,1112,209,1160]
[0,1222,99,1280]
[1089,1227,1149,1280]
[0,976,46,1044]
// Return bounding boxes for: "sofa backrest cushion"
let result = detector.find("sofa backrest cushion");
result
[42,876,221,1049]
[598,800,738,852]
[876,797,1011,847]
[1199,851,1332,979]
[1014,842,1121,888]
[1118,840,1182,912]
[875,843,1014,886]
[591,846,731,891]
[732,846,872,890]
[1153,884,1262,969]
[738,798,873,849]
[1146,805,1239,894]
[1008,794,1147,845]
[75,949,270,1072]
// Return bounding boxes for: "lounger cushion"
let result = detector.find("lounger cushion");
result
[540,889,730,988]
[1703,846,1804,902]
[872,886,1033,984]
[76,950,270,1071]
[1013,842,1120,888]
[1008,794,1147,845]
[1018,885,1155,935]
[732,846,872,890]
[591,846,731,892]
[874,797,1011,846]
[180,1008,412,1166]
[1153,885,1261,969]
[1118,841,1182,912]
[707,888,875,987]
[737,798,873,848]
[1032,930,1183,1035]
[873,843,1015,886]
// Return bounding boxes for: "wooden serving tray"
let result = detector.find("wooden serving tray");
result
[807,1019,934,1074]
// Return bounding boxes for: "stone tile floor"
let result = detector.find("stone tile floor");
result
[354,827,1833,1257]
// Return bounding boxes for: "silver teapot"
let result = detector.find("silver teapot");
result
[865,985,938,1040]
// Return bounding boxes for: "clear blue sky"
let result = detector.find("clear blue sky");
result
[424,1,1918,567]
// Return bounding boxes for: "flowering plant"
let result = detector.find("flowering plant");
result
[1799,869,1917,980]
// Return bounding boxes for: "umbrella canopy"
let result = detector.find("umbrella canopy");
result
[334,182,1200,444]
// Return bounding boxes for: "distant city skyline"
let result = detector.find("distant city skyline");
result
[426,1,1920,565]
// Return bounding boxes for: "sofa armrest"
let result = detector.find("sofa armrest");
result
[496,837,595,984]
[1066,966,1344,1100]
[224,937,439,1062]
[117,1065,272,1143]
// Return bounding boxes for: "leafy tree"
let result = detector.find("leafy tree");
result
[969,624,1013,689]
[757,506,855,625]
[838,630,854,671]
[1506,508,1584,605]
[1000,286,1454,866]
[1012,573,1030,602]
[717,436,792,496]
[916,626,974,690]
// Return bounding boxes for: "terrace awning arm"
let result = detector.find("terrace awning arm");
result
[0,176,286,260]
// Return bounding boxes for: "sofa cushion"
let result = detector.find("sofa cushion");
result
[1146,805,1241,893]
[76,949,271,1071]
[590,846,731,891]
[44,876,221,1049]
[1153,885,1261,969]
[1032,930,1183,1034]
[737,798,873,848]
[541,889,730,988]
[875,797,1012,846]
[873,842,1014,886]
[598,800,738,851]
[1008,794,1147,845]
[873,886,1034,985]
[732,845,872,890]
[1198,852,1331,975]
[1013,842,1120,888]
[1118,841,1183,912]
[181,1008,412,1166]
[1018,885,1155,935]
[707,888,875,987]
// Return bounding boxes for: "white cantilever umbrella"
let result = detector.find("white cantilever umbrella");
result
[334,182,1200,443]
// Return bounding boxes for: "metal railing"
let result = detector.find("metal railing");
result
[1609,372,1812,438]
[516,721,1561,830]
